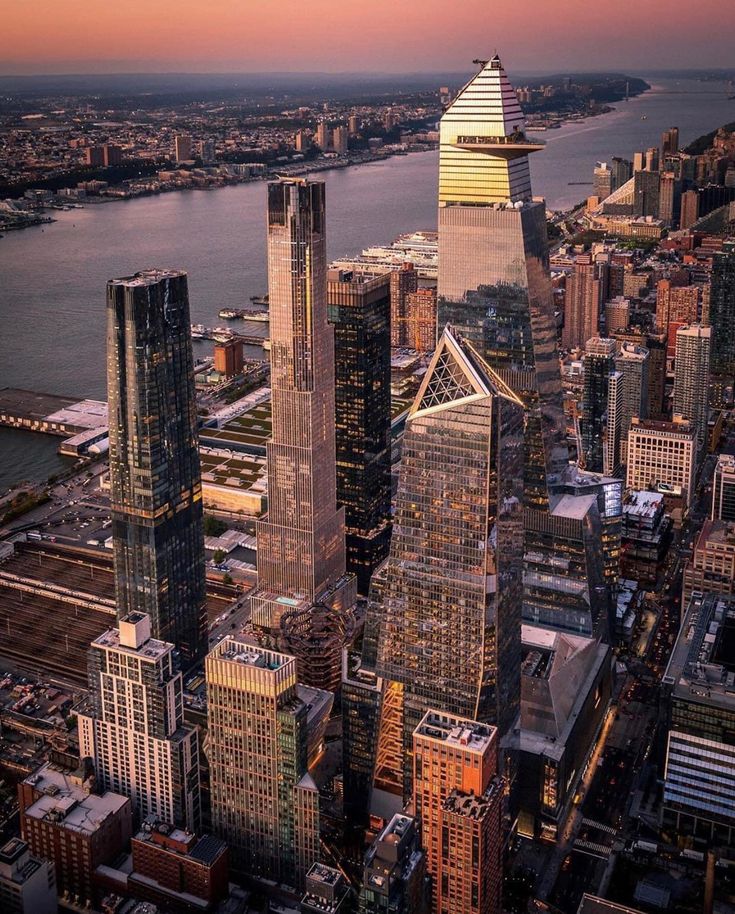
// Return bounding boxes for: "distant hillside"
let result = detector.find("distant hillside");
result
[685,121,735,155]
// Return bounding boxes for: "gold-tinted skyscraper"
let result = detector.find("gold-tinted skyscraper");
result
[250,179,353,634]
[437,56,568,504]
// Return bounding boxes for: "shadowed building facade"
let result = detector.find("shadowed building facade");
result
[436,55,569,507]
[369,327,525,808]
[107,269,206,665]
[250,179,355,636]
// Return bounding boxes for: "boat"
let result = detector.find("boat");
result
[191,323,207,339]
[218,308,269,322]
[641,115,647,120]
[250,295,269,306]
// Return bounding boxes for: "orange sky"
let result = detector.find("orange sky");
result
[2,0,732,74]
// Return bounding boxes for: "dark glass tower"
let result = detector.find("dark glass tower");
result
[370,327,525,805]
[709,241,735,407]
[580,337,617,473]
[327,268,392,595]
[436,55,569,506]
[107,270,206,665]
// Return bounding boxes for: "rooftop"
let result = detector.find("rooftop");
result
[108,269,186,287]
[623,490,665,518]
[23,763,129,835]
[415,709,496,755]
[444,777,503,820]
[214,637,290,671]
[93,625,172,662]
[664,592,735,712]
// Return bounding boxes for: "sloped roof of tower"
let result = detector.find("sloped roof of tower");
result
[443,54,526,137]
[410,325,524,420]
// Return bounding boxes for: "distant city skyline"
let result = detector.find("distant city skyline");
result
[3,0,734,75]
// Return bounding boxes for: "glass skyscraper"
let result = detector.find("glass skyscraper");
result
[436,55,569,505]
[327,268,392,595]
[250,179,354,635]
[370,327,525,805]
[709,241,735,406]
[106,270,206,666]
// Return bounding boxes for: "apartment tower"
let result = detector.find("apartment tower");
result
[107,270,206,664]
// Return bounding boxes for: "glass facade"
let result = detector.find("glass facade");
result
[580,339,616,474]
[709,241,735,405]
[251,180,349,631]
[371,328,525,800]
[106,270,206,665]
[436,58,568,506]
[328,269,392,594]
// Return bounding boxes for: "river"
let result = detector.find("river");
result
[1,75,733,492]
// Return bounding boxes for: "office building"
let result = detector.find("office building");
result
[709,241,735,405]
[621,491,672,586]
[662,593,735,846]
[107,270,206,664]
[644,146,659,172]
[359,814,427,914]
[213,338,243,377]
[301,863,351,914]
[517,626,612,841]
[403,287,438,352]
[673,324,711,450]
[523,493,609,639]
[78,612,201,831]
[680,188,699,229]
[174,134,193,162]
[200,138,216,163]
[327,268,392,594]
[603,370,623,476]
[611,156,633,190]
[593,162,613,201]
[563,254,606,352]
[250,179,354,635]
[682,520,735,608]
[370,327,525,805]
[389,261,419,348]
[661,127,679,157]
[19,761,132,905]
[205,640,320,888]
[658,171,678,226]
[633,169,660,218]
[615,343,649,459]
[348,114,360,135]
[656,280,699,332]
[332,125,349,155]
[0,838,56,914]
[413,711,503,914]
[580,337,616,473]
[294,130,310,152]
[342,650,383,831]
[612,327,667,419]
[712,454,735,521]
[130,819,229,913]
[626,418,696,506]
[436,54,568,505]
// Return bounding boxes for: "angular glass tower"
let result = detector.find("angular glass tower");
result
[250,179,353,633]
[371,327,525,804]
[436,56,569,505]
[107,270,206,666]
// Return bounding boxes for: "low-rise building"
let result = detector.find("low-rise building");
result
[517,625,613,841]
[18,761,132,905]
[301,862,351,913]
[0,838,56,914]
[682,519,735,608]
[358,814,427,914]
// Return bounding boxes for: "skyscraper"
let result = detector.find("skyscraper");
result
[436,55,568,505]
[205,640,320,887]
[370,327,525,804]
[390,261,419,348]
[413,711,504,914]
[709,241,735,405]
[563,254,606,351]
[174,134,192,162]
[78,612,201,831]
[580,337,616,473]
[673,324,711,451]
[615,342,649,461]
[107,270,206,665]
[250,179,354,635]
[656,279,699,333]
[661,127,679,157]
[593,162,613,201]
[712,454,735,522]
[327,268,392,594]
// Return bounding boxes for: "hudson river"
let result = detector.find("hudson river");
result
[1,76,734,491]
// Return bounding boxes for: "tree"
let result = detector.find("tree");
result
[203,515,227,537]
[213,549,227,565]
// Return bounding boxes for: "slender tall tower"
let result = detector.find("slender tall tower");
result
[673,324,711,451]
[250,179,353,635]
[370,326,525,806]
[436,55,568,504]
[107,270,206,665]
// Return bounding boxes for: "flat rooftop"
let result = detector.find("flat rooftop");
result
[0,388,76,422]
[551,492,596,521]
[664,592,735,713]
[216,638,289,670]
[44,398,107,431]
[415,710,496,754]
[623,490,664,518]
[108,269,185,287]
[23,763,128,835]
[93,626,172,661]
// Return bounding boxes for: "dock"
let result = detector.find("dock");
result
[0,388,107,437]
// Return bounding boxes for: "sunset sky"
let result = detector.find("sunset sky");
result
[2,0,733,75]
